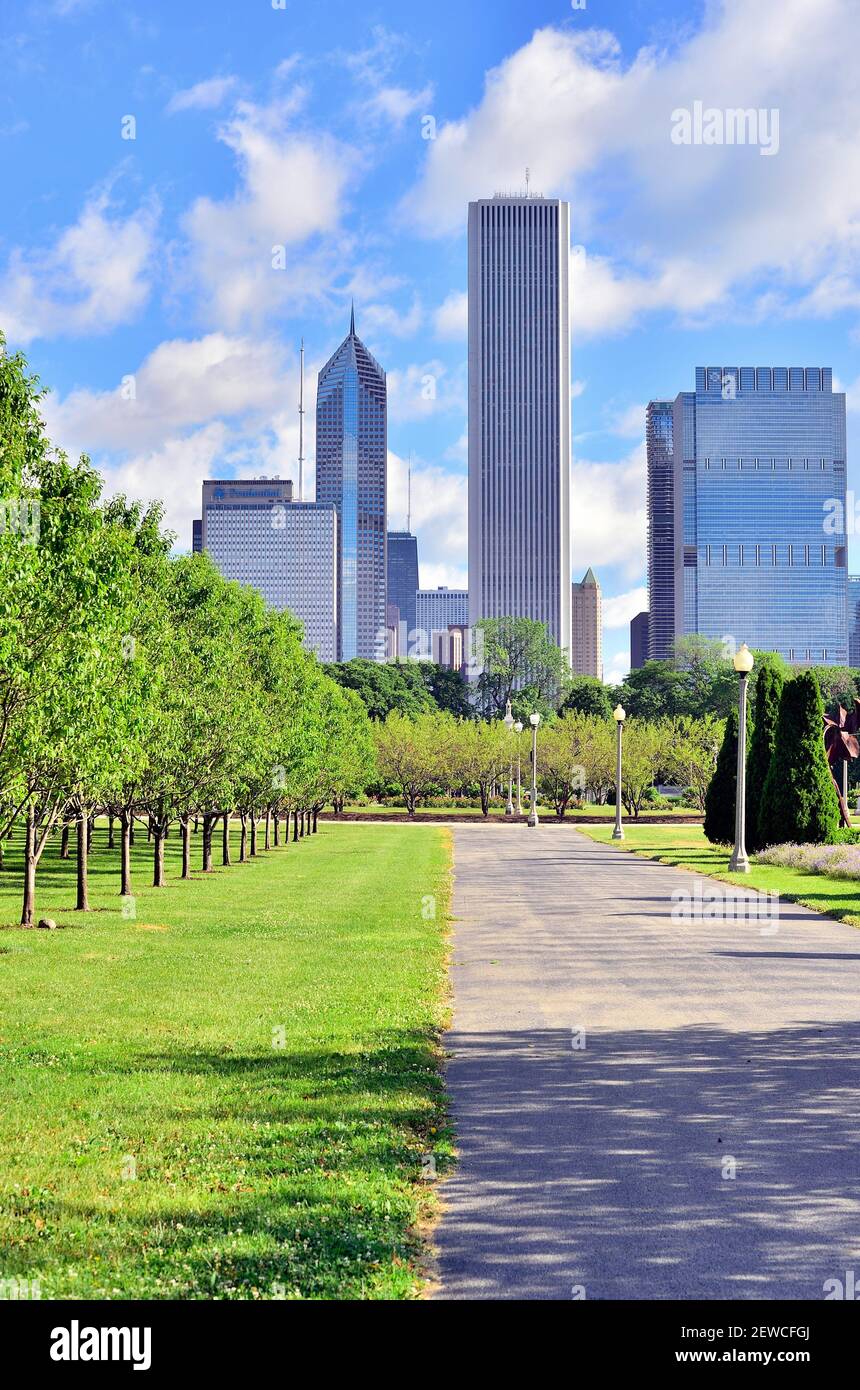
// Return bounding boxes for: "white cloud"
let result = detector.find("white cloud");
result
[434,290,467,340]
[571,444,646,583]
[167,76,238,114]
[362,83,433,129]
[405,2,860,337]
[361,297,423,338]
[0,192,157,344]
[388,449,467,589]
[387,359,464,422]
[602,585,649,629]
[182,97,356,325]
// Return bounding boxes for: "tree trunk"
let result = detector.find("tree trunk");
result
[21,804,36,927]
[129,820,135,845]
[202,814,214,872]
[222,812,231,866]
[181,818,191,879]
[107,814,115,849]
[239,814,248,863]
[250,814,257,857]
[76,814,90,911]
[153,825,165,887]
[273,813,280,847]
[60,824,70,859]
[305,808,311,835]
[147,817,153,842]
[293,809,299,841]
[120,809,132,897]
[264,809,271,851]
[313,808,318,833]
[87,815,95,851]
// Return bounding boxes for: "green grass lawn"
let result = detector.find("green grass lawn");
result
[577,822,860,928]
[0,820,452,1299]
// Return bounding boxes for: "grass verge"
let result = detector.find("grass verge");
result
[0,820,453,1299]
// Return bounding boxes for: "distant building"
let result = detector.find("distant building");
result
[200,478,338,663]
[432,625,467,675]
[630,611,650,670]
[646,400,675,660]
[316,308,387,661]
[849,577,860,666]
[571,568,602,679]
[415,587,469,657]
[468,195,571,658]
[192,518,202,554]
[650,367,848,665]
[387,530,419,646]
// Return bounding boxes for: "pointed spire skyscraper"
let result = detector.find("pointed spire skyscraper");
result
[316,309,388,660]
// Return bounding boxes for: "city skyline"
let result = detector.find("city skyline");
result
[7,2,860,683]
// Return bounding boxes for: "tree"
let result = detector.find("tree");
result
[374,712,450,815]
[746,663,784,853]
[559,676,612,720]
[667,714,725,811]
[703,709,738,845]
[758,672,841,848]
[449,719,509,816]
[421,663,474,718]
[473,616,569,719]
[325,659,435,720]
[618,720,665,817]
[538,712,591,816]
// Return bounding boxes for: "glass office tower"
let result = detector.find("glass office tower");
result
[316,309,387,661]
[386,530,419,639]
[671,367,847,664]
[646,400,675,661]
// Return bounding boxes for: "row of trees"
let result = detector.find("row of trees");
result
[0,337,375,925]
[373,709,725,818]
[705,666,841,849]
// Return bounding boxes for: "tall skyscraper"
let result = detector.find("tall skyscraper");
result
[630,611,649,670]
[663,367,847,664]
[316,309,387,661]
[467,195,571,657]
[646,400,675,661]
[571,568,602,678]
[199,478,338,662]
[387,530,419,640]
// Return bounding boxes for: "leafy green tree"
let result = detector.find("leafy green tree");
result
[448,718,510,816]
[374,712,451,815]
[538,713,589,817]
[473,616,569,719]
[745,664,784,853]
[667,714,725,811]
[421,663,473,718]
[618,720,665,817]
[325,659,434,720]
[559,676,612,720]
[758,672,841,848]
[703,709,738,845]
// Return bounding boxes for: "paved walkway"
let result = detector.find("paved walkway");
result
[432,826,860,1300]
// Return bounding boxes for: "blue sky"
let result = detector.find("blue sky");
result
[2,0,860,682]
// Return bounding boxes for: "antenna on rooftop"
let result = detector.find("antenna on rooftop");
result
[525,166,530,196]
[407,453,412,533]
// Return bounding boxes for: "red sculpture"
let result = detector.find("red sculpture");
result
[823,701,860,827]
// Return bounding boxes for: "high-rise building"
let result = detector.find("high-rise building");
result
[200,478,338,662]
[646,400,675,661]
[316,309,387,661]
[630,611,650,670]
[192,518,202,554]
[665,367,847,664]
[467,195,571,657]
[849,577,860,667]
[415,587,469,657]
[387,530,419,642]
[571,568,602,678]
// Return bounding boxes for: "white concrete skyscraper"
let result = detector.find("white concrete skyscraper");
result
[467,195,571,658]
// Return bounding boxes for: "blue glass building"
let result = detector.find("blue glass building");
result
[646,401,675,660]
[848,575,860,667]
[665,367,847,665]
[316,309,387,661]
[386,531,419,640]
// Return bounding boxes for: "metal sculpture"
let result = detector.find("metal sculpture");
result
[823,701,860,827]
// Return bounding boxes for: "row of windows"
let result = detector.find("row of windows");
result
[703,543,846,566]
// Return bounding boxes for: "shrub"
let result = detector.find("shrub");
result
[758,672,841,848]
[746,663,784,852]
[704,708,738,845]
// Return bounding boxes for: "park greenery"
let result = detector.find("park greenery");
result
[0,338,375,926]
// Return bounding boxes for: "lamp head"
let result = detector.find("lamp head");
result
[529,712,541,727]
[613,704,626,723]
[514,721,523,734]
[503,697,514,729]
[733,643,754,674]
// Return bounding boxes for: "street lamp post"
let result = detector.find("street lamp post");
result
[528,713,541,827]
[514,721,523,816]
[503,699,515,816]
[729,643,754,874]
[612,704,625,841]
